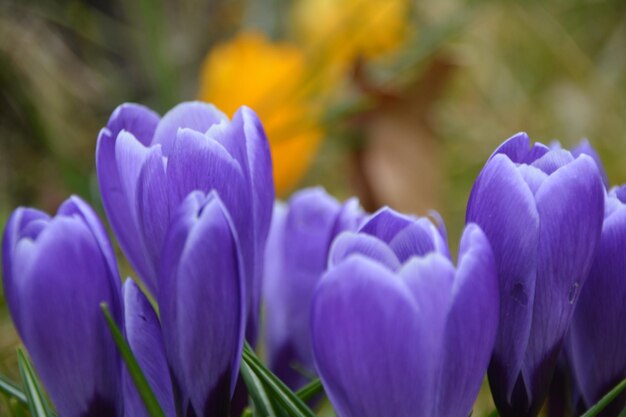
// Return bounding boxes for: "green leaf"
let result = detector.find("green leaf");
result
[16,349,54,417]
[0,374,27,405]
[242,343,317,417]
[101,303,166,417]
[581,377,626,417]
[295,378,324,403]
[240,360,279,417]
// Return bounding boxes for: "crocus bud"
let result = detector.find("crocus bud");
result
[263,187,364,389]
[2,196,123,417]
[311,217,498,417]
[466,132,605,417]
[158,191,245,417]
[96,101,273,341]
[567,185,626,417]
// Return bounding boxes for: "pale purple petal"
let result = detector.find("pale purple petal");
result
[466,153,540,404]
[329,232,401,271]
[388,218,449,262]
[152,101,227,155]
[569,201,626,410]
[15,214,122,417]
[106,103,160,146]
[264,188,340,388]
[311,256,435,417]
[358,207,415,243]
[522,154,604,409]
[159,192,245,416]
[435,224,499,417]
[123,280,176,417]
[530,149,574,175]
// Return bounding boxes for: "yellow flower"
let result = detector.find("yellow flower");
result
[199,32,323,195]
[291,0,409,69]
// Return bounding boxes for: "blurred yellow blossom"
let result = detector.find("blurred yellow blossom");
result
[291,0,410,70]
[199,32,323,195]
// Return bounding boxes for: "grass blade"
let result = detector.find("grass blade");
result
[240,360,279,417]
[581,378,626,417]
[295,378,323,403]
[0,374,27,405]
[101,303,166,417]
[242,343,316,417]
[16,349,53,417]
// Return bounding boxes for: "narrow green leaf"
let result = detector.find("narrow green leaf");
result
[295,379,324,403]
[16,349,52,417]
[0,374,27,405]
[240,409,253,417]
[581,378,626,417]
[483,409,499,417]
[240,360,279,417]
[101,303,166,417]
[242,343,316,417]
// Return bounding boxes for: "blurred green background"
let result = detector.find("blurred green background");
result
[1,0,625,414]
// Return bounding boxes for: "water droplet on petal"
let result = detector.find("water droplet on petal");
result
[511,282,528,306]
[568,282,580,304]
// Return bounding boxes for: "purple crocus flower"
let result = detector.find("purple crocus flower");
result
[2,196,124,417]
[311,209,498,417]
[263,187,364,390]
[466,132,605,417]
[96,101,273,341]
[158,191,245,417]
[567,185,626,417]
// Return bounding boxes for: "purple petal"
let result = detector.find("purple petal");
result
[165,128,248,238]
[311,256,436,417]
[331,198,365,236]
[569,201,626,409]
[489,132,530,163]
[2,207,49,332]
[159,192,245,416]
[517,165,548,196]
[522,154,604,407]
[329,232,401,271]
[211,107,275,338]
[135,151,170,290]
[466,153,540,403]
[388,218,449,262]
[123,280,176,417]
[264,188,341,388]
[358,207,415,243]
[152,101,228,155]
[15,216,122,417]
[98,130,160,291]
[435,224,499,417]
[489,132,549,165]
[572,139,608,188]
[530,149,574,175]
[106,103,160,147]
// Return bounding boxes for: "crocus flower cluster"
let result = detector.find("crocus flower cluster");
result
[2,101,626,417]
[4,101,272,417]
[263,187,365,389]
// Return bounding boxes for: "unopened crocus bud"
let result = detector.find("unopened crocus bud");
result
[96,101,273,341]
[263,187,364,389]
[158,191,245,417]
[2,196,123,417]
[311,209,498,417]
[466,132,605,417]
[567,185,626,417]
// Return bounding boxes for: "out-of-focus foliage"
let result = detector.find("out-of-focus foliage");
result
[199,32,323,195]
